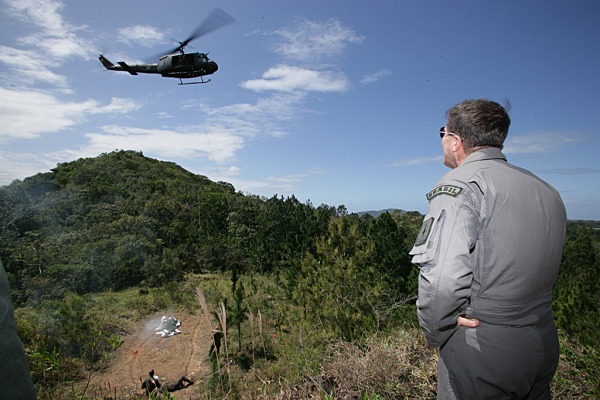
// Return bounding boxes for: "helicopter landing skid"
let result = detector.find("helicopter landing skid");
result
[178,78,211,85]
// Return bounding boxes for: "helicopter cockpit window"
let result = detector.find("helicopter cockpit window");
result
[182,54,195,65]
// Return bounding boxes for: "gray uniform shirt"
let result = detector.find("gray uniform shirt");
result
[1,259,37,399]
[409,147,566,348]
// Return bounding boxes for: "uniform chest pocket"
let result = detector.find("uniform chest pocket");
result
[409,209,446,266]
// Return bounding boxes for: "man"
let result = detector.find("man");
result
[161,375,194,392]
[141,369,160,395]
[141,369,193,395]
[409,99,566,399]
[209,325,223,356]
[0,259,37,399]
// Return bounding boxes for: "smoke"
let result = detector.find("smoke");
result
[143,317,162,333]
[142,309,180,334]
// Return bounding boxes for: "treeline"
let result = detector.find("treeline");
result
[0,151,418,301]
[0,150,598,395]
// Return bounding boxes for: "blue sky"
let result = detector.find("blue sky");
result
[1,0,599,220]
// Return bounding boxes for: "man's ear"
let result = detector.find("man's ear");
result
[451,136,467,154]
[452,135,463,152]
[452,136,469,165]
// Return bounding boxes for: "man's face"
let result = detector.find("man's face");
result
[441,125,459,169]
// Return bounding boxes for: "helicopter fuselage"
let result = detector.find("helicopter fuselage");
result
[158,53,218,78]
[99,52,218,80]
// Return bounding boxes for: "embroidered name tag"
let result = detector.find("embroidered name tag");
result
[426,185,462,201]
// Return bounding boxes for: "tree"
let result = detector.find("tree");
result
[294,217,380,340]
[367,212,414,295]
[553,224,599,341]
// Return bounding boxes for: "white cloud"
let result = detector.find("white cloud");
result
[118,25,168,47]
[0,88,93,141]
[0,88,142,141]
[21,35,91,59]
[0,45,68,88]
[266,168,327,184]
[390,131,584,168]
[224,168,326,197]
[241,65,348,93]
[207,91,306,121]
[503,131,580,154]
[252,92,307,121]
[272,19,364,60]
[90,98,143,114]
[73,125,245,163]
[234,18,359,140]
[6,0,93,60]
[360,69,392,85]
[199,92,309,138]
[0,150,57,184]
[225,165,240,175]
[6,0,65,34]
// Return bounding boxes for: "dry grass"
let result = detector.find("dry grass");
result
[226,327,436,400]
[323,329,437,399]
[551,334,597,398]
[51,326,594,400]
[31,280,596,399]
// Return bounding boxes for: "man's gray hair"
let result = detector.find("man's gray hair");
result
[446,99,511,150]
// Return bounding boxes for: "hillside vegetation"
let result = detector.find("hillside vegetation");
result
[1,150,598,398]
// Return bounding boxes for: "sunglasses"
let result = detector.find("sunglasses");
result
[439,126,461,139]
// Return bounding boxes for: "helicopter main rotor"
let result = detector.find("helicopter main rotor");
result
[163,7,235,56]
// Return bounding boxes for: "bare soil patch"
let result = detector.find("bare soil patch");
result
[84,311,213,399]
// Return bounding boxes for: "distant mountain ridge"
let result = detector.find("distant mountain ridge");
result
[356,208,407,217]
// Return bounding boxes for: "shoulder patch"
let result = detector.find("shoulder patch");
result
[426,185,462,201]
[414,217,434,246]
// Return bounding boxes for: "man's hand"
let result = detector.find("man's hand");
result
[457,316,480,328]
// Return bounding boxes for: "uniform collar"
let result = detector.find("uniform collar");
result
[461,147,506,165]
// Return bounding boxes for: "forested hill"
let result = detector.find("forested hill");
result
[0,150,421,302]
[1,150,229,295]
[1,150,599,397]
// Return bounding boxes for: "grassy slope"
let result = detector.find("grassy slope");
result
[17,272,596,399]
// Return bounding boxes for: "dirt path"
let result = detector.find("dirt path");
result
[85,311,213,399]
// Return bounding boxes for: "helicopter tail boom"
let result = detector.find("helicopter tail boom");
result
[117,61,139,75]
[99,55,158,75]
[98,55,139,75]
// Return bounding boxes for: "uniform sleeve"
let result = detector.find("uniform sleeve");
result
[409,184,479,348]
[0,259,38,399]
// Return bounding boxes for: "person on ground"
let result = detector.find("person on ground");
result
[141,369,193,395]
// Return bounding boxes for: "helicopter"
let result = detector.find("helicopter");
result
[98,8,234,85]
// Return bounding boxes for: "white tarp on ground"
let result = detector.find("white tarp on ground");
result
[155,316,181,338]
